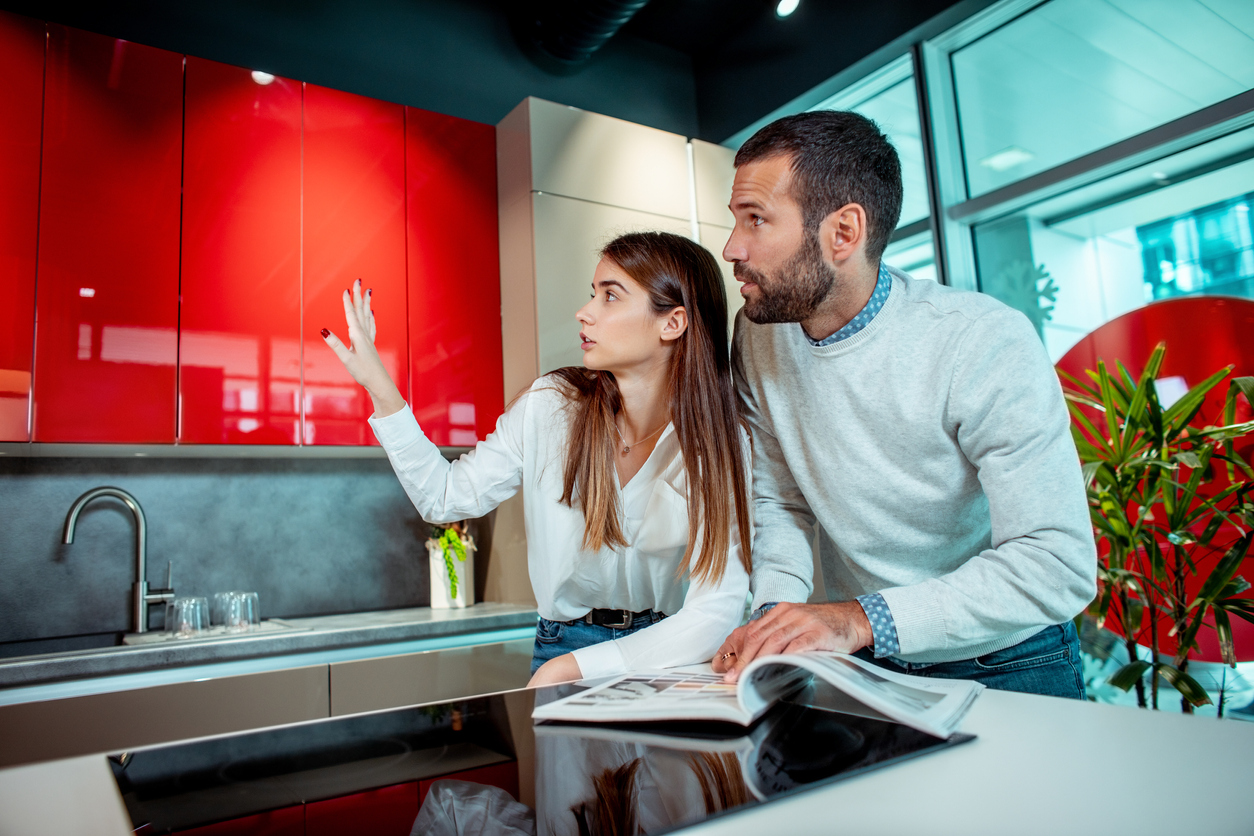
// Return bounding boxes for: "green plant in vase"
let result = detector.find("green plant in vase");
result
[1060,342,1254,712]
[428,522,471,600]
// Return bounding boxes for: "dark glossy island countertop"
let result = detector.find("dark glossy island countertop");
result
[3,673,1254,835]
[0,603,538,689]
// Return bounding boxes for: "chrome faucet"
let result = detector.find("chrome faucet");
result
[62,486,174,634]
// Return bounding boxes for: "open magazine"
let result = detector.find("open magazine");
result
[531,652,984,739]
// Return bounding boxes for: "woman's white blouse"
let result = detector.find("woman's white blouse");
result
[368,378,750,680]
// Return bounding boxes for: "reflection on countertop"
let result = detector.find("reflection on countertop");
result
[0,603,539,689]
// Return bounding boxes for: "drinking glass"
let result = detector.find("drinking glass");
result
[166,596,209,638]
[211,591,235,627]
[226,591,260,633]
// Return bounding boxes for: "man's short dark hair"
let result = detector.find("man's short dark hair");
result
[735,111,903,263]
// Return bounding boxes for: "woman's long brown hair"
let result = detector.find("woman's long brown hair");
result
[549,231,752,584]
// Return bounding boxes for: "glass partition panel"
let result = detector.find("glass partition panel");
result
[884,229,937,282]
[973,125,1254,361]
[953,0,1254,197]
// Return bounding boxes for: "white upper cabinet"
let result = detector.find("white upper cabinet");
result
[526,98,691,221]
[692,139,737,228]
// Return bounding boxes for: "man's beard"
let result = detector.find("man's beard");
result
[735,231,836,324]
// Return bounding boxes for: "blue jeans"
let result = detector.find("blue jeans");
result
[531,612,664,675]
[854,620,1086,700]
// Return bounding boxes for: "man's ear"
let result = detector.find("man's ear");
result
[817,203,868,266]
[660,306,688,342]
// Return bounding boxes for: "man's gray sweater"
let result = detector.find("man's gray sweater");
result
[733,269,1097,664]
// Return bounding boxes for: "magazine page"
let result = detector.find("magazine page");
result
[531,670,750,724]
[741,652,983,739]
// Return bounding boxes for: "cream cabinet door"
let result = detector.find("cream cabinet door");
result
[0,665,329,768]
[328,638,533,716]
[527,98,690,221]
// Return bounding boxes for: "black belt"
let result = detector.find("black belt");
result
[580,608,665,629]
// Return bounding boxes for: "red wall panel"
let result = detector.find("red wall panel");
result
[302,84,407,446]
[32,25,182,442]
[180,58,302,445]
[405,107,503,446]
[0,12,44,441]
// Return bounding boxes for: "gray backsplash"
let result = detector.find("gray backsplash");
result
[0,455,494,651]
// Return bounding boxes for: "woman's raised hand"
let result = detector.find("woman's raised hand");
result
[321,279,406,418]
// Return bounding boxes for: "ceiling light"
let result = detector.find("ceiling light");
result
[251,71,275,85]
[978,147,1034,172]
[776,0,800,17]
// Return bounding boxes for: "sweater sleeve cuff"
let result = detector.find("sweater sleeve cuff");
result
[570,640,628,681]
[876,583,947,657]
[750,572,811,611]
[368,403,422,450]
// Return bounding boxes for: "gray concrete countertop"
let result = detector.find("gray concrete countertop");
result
[0,603,538,689]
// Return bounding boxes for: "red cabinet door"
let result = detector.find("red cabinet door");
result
[32,25,183,442]
[0,11,44,441]
[180,57,302,445]
[305,781,418,836]
[302,84,408,446]
[405,108,502,446]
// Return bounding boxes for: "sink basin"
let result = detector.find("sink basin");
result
[121,619,307,646]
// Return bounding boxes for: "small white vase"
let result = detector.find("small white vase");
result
[427,537,476,609]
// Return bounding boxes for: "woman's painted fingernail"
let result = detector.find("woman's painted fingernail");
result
[320,328,330,338]
[367,288,373,296]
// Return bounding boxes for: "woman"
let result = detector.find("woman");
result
[322,231,751,686]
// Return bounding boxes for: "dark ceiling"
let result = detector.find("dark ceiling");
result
[2,0,981,142]
[620,0,976,141]
[622,0,774,58]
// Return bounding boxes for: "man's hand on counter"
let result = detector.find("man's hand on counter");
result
[711,601,874,683]
[528,653,583,688]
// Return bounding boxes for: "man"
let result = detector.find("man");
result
[711,110,1096,698]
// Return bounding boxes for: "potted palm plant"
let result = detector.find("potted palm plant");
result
[1061,342,1254,713]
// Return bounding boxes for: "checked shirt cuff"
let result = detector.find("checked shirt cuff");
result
[855,593,901,658]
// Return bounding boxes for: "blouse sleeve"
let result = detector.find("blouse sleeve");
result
[368,393,530,524]
[569,438,754,680]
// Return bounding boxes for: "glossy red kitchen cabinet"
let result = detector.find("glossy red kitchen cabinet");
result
[405,107,503,446]
[417,760,520,809]
[167,805,304,836]
[305,781,418,836]
[302,84,407,446]
[32,25,182,442]
[180,57,302,445]
[0,12,44,441]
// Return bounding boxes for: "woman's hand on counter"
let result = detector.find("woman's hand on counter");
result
[321,279,406,418]
[528,653,583,688]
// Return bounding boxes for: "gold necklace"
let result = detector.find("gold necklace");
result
[613,416,667,457]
